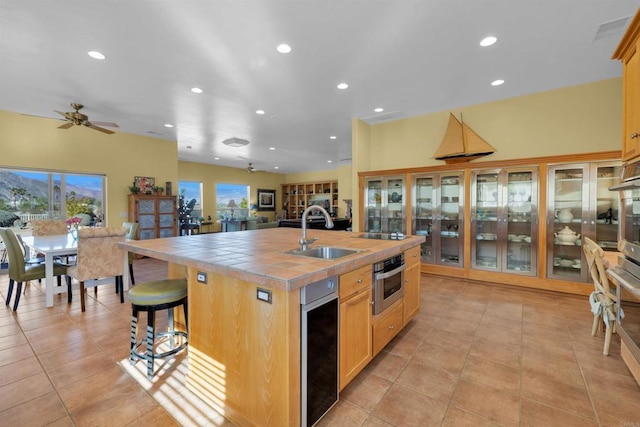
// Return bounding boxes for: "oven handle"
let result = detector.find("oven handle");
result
[375,262,406,280]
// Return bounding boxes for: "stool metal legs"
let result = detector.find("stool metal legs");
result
[129,297,188,380]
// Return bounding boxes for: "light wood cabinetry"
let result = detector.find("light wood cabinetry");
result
[339,265,372,391]
[282,181,338,219]
[372,299,403,356]
[403,246,421,324]
[128,194,177,240]
[613,9,640,162]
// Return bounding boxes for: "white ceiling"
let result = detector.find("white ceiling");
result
[1,1,639,174]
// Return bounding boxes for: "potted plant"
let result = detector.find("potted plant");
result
[128,185,141,195]
[153,186,164,195]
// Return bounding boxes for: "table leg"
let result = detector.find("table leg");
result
[45,254,54,307]
[122,252,130,291]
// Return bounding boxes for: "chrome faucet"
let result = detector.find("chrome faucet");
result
[299,205,334,250]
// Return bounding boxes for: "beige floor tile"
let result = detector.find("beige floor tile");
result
[0,342,34,367]
[48,351,117,389]
[341,372,392,411]
[0,391,69,426]
[520,398,598,427]
[361,350,409,382]
[0,371,54,412]
[450,379,520,425]
[362,414,395,426]
[372,383,447,426]
[316,399,369,427]
[0,356,44,387]
[441,407,500,427]
[395,360,459,401]
[460,356,520,394]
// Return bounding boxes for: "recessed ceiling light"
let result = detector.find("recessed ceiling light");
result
[164,123,174,128]
[327,160,333,163]
[491,79,505,86]
[256,109,265,115]
[214,157,220,160]
[191,87,203,94]
[187,145,192,149]
[329,136,337,140]
[480,36,497,47]
[276,43,292,54]
[274,166,279,170]
[337,82,349,90]
[88,51,105,60]
[374,107,384,113]
[269,147,275,150]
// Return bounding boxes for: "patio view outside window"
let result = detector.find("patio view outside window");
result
[216,183,249,219]
[0,168,105,229]
[178,181,202,219]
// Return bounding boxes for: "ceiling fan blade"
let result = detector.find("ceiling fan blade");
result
[53,110,67,117]
[58,122,74,129]
[87,124,114,134]
[91,121,119,128]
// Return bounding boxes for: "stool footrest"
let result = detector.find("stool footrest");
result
[130,331,188,362]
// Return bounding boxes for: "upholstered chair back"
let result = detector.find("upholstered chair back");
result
[0,228,26,279]
[122,222,138,240]
[69,227,126,281]
[31,220,68,236]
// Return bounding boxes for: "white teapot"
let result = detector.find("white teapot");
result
[555,208,573,223]
[555,226,580,244]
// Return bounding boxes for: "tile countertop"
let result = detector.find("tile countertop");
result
[119,228,425,292]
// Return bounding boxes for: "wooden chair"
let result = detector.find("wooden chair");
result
[0,228,69,310]
[583,237,620,355]
[66,227,127,312]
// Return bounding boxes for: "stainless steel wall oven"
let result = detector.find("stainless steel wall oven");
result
[373,254,405,315]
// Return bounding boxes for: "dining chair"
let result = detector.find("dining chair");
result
[122,222,139,285]
[31,219,68,236]
[66,227,127,312]
[583,237,620,355]
[0,228,70,311]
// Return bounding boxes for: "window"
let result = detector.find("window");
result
[216,183,249,219]
[0,168,105,227]
[178,181,202,219]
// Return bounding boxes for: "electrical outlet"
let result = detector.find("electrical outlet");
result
[257,288,272,303]
[197,272,207,284]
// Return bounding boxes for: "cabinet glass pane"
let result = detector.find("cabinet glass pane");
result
[386,178,405,234]
[506,171,534,273]
[365,179,382,232]
[595,165,621,250]
[439,174,462,265]
[474,173,499,269]
[413,176,434,262]
[138,199,155,214]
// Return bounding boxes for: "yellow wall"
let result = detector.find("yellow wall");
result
[177,160,285,223]
[0,110,178,226]
[359,78,622,172]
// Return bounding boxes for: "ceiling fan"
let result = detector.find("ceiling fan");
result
[54,103,119,134]
[246,162,257,173]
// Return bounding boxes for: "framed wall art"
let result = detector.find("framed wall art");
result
[134,176,155,194]
[257,189,276,211]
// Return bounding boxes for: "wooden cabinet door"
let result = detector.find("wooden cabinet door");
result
[339,288,372,391]
[623,43,640,161]
[403,261,420,325]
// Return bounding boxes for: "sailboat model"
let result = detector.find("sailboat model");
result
[433,113,496,164]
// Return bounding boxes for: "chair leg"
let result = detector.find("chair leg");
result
[80,281,86,312]
[591,315,600,337]
[129,263,135,285]
[66,276,72,303]
[117,276,124,303]
[146,308,156,379]
[6,278,14,306]
[604,320,614,356]
[13,282,23,311]
[57,275,62,287]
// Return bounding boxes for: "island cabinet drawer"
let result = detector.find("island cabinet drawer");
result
[404,246,420,266]
[340,265,372,299]
[372,300,403,356]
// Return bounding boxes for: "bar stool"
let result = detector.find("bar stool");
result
[128,278,188,379]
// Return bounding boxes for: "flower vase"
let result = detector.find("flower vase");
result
[70,226,78,240]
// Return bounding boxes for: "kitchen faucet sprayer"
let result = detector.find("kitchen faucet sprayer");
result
[299,205,334,250]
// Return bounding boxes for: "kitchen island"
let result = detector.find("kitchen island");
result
[120,228,423,426]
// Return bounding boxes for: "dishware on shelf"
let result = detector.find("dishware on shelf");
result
[555,208,573,223]
[558,259,574,267]
[554,226,580,244]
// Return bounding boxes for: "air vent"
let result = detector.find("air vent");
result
[359,111,402,124]
[222,137,250,147]
[593,16,631,42]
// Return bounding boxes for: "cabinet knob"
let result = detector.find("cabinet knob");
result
[632,132,639,139]
[388,325,395,330]
[357,279,362,283]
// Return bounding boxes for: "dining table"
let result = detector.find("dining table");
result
[20,233,130,308]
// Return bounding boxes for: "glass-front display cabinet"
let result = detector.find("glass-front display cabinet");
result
[364,176,406,234]
[547,161,621,282]
[412,171,464,267]
[470,168,539,275]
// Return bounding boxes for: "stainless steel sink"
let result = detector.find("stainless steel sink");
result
[286,246,362,260]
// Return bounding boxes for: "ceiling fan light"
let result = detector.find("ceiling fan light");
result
[222,137,250,147]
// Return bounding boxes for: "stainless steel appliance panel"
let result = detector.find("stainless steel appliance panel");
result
[372,254,405,315]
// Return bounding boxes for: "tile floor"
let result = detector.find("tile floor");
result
[1,258,640,426]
